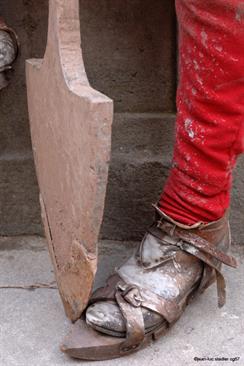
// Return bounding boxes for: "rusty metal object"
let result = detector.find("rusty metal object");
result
[26,0,113,321]
[0,17,19,89]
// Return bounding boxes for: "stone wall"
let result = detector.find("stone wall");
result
[0,0,243,244]
[0,0,47,235]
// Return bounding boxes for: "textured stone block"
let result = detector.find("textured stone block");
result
[79,0,177,113]
[100,113,175,240]
[0,152,41,235]
[0,0,48,154]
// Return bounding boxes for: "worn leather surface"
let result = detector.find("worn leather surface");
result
[86,210,236,341]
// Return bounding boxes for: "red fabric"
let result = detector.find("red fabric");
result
[159,0,244,224]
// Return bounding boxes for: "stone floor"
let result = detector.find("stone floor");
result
[0,236,243,366]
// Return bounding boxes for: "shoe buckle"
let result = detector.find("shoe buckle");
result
[117,282,143,308]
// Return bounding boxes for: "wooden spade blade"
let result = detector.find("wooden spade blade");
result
[26,0,113,321]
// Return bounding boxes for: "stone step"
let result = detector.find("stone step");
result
[1,112,244,244]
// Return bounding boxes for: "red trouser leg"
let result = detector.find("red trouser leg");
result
[159,0,244,225]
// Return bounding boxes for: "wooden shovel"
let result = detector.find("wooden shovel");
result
[26,0,113,322]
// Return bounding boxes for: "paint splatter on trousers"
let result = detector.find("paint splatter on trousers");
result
[159,0,244,224]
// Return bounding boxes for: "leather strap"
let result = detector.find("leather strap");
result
[90,275,181,323]
[182,242,226,307]
[149,222,237,307]
[89,274,119,304]
[116,282,181,324]
[156,222,237,268]
[115,288,145,353]
[89,273,183,351]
